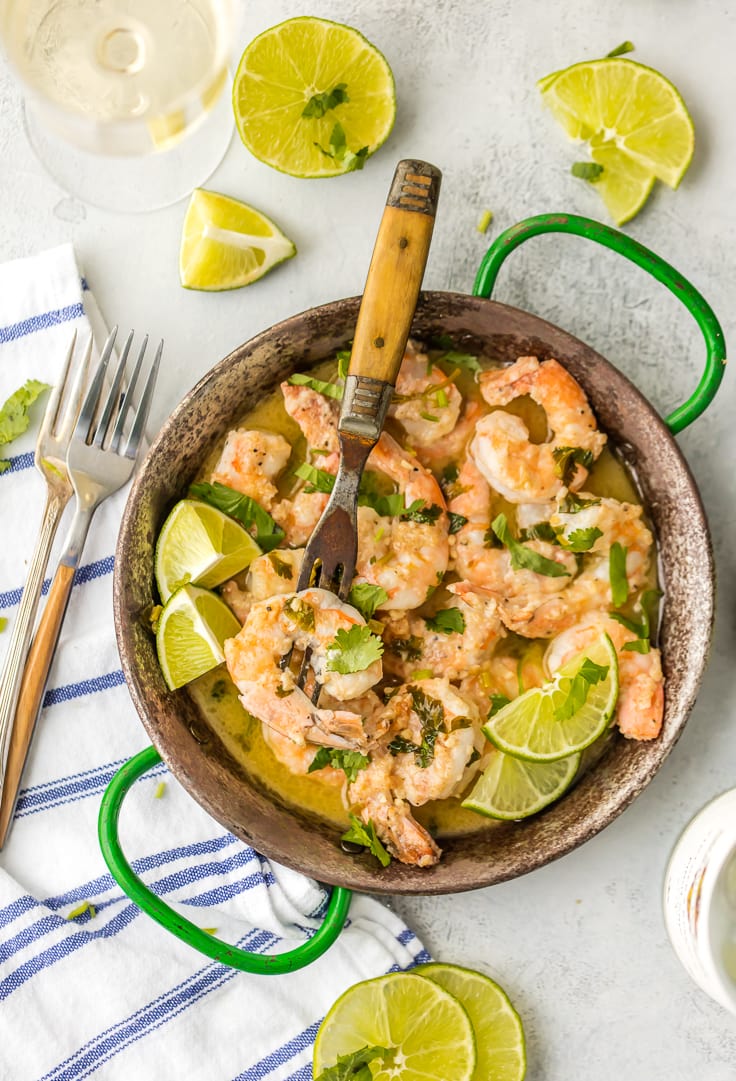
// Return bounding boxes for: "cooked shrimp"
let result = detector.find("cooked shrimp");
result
[281,381,340,470]
[347,679,480,866]
[550,493,653,591]
[211,430,291,510]
[353,432,450,610]
[262,724,344,785]
[471,356,607,502]
[247,548,303,600]
[388,342,463,446]
[545,612,664,740]
[224,589,383,751]
[415,399,483,472]
[382,581,504,683]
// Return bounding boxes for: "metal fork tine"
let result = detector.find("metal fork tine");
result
[73,326,118,442]
[109,334,147,454]
[92,330,133,448]
[44,330,77,438]
[123,339,162,459]
[56,335,93,444]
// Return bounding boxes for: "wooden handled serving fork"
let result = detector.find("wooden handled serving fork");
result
[285,158,442,699]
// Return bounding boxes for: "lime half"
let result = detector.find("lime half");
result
[155,498,261,603]
[462,748,580,821]
[484,633,619,762]
[540,57,694,223]
[232,17,396,178]
[156,584,240,690]
[180,189,296,291]
[313,972,476,1081]
[416,963,526,1081]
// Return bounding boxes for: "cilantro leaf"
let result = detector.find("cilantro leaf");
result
[487,693,511,719]
[0,379,50,449]
[284,597,315,632]
[606,40,634,57]
[188,481,285,552]
[553,657,610,723]
[561,526,603,552]
[518,521,558,544]
[623,638,651,654]
[571,162,604,182]
[448,512,468,534]
[340,816,391,867]
[348,583,389,620]
[425,608,466,635]
[387,635,423,662]
[287,372,343,399]
[301,83,349,119]
[268,552,294,579]
[492,514,571,578]
[293,461,336,493]
[308,747,369,784]
[326,625,384,674]
[552,446,594,486]
[314,1045,391,1081]
[437,350,482,374]
[609,542,629,607]
[314,123,368,172]
[558,491,601,514]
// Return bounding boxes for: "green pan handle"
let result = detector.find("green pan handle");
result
[98,745,352,974]
[472,213,726,434]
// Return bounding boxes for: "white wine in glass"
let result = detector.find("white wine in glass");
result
[0,0,237,211]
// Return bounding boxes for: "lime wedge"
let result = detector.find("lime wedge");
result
[540,58,694,223]
[415,963,526,1081]
[232,16,396,178]
[484,633,618,762]
[179,189,296,291]
[462,748,580,821]
[155,499,261,603]
[156,584,241,690]
[313,972,476,1081]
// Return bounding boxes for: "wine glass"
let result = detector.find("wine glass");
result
[0,0,237,212]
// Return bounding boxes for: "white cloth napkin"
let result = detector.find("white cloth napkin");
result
[0,245,429,1081]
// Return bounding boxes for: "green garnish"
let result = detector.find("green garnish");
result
[287,372,343,399]
[441,462,459,485]
[314,122,368,172]
[419,411,439,423]
[340,816,391,867]
[610,587,661,653]
[268,551,293,579]
[387,635,423,662]
[308,747,369,783]
[402,500,442,524]
[67,901,96,920]
[553,657,610,723]
[336,350,351,380]
[518,521,558,544]
[188,481,285,553]
[487,693,511,719]
[0,379,50,452]
[210,679,228,701]
[492,513,571,578]
[571,162,605,182]
[293,461,335,493]
[477,209,494,233]
[448,512,468,535]
[552,446,594,485]
[609,542,629,607]
[559,491,601,514]
[411,668,434,680]
[302,83,349,119]
[348,583,388,620]
[437,350,482,375]
[388,687,445,768]
[154,781,167,799]
[622,638,650,654]
[326,625,383,674]
[284,597,315,632]
[314,1045,391,1081]
[606,40,634,57]
[435,388,449,408]
[560,526,603,552]
[425,608,466,635]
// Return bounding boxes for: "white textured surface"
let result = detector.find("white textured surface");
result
[2,1,736,1076]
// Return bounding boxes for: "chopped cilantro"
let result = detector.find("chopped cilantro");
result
[188,481,284,552]
[389,687,446,767]
[487,693,511,719]
[348,583,388,620]
[268,551,294,579]
[553,657,610,723]
[387,635,423,662]
[441,462,459,486]
[559,491,601,514]
[552,446,594,486]
[284,597,315,632]
[437,350,482,374]
[623,638,651,654]
[518,521,559,544]
[448,512,468,534]
[313,1045,390,1081]
[301,83,349,119]
[314,122,368,172]
[326,624,384,674]
[340,816,391,867]
[288,372,343,400]
[492,513,571,578]
[560,526,603,552]
[0,378,50,450]
[308,747,369,783]
[425,608,466,635]
[293,461,335,493]
[402,500,442,524]
[609,542,629,607]
[571,162,604,182]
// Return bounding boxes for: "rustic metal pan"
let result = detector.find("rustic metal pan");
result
[103,214,725,970]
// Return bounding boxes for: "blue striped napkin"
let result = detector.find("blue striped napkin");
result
[0,246,429,1081]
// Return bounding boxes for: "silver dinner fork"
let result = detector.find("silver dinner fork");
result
[0,327,162,846]
[0,330,92,793]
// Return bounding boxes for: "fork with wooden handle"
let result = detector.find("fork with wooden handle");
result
[0,328,162,847]
[285,158,441,699]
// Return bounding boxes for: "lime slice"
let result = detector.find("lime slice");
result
[313,972,476,1081]
[415,963,526,1081]
[156,584,240,690]
[179,189,296,291]
[155,499,261,603]
[232,17,396,178]
[484,633,619,762]
[462,748,580,821]
[540,58,694,223]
